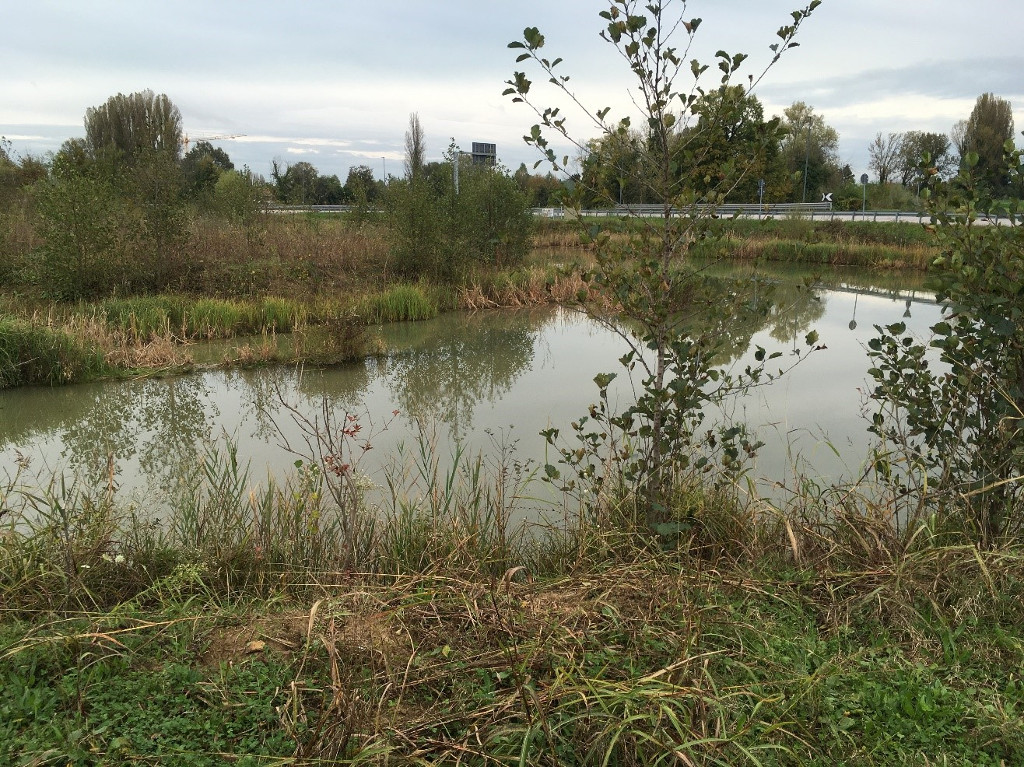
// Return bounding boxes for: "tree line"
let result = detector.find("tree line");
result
[0,90,536,299]
[1,85,1018,300]
[580,89,1019,212]
[868,92,1017,197]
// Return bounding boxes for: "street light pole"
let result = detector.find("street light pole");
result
[802,119,811,204]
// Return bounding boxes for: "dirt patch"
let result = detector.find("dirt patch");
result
[200,609,310,665]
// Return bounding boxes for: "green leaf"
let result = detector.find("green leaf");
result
[523,26,545,49]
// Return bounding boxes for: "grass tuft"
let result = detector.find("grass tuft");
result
[357,284,439,323]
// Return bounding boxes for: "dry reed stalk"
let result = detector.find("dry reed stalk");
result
[105,336,192,369]
[227,339,282,366]
[547,272,590,302]
[49,313,193,369]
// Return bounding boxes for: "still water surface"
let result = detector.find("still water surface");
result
[0,274,942,505]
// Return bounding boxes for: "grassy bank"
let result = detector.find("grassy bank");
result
[0,213,937,388]
[535,216,939,270]
[2,443,1022,765]
[0,315,111,386]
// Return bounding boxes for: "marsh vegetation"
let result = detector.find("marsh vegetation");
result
[2,2,1023,763]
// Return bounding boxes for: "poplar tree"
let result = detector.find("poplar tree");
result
[404,113,426,180]
[84,90,183,163]
[962,92,1015,191]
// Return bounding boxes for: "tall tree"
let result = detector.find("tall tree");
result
[578,128,649,206]
[344,165,380,204]
[867,132,903,184]
[84,90,183,164]
[272,160,334,204]
[181,140,234,202]
[513,163,565,207]
[963,92,1015,190]
[897,130,955,186]
[951,119,968,162]
[506,1,823,522]
[683,85,788,203]
[404,112,426,180]
[780,101,840,202]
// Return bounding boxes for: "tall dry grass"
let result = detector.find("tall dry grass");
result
[186,214,391,297]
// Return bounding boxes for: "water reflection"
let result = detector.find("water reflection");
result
[766,282,827,347]
[359,310,538,440]
[0,274,943,503]
[0,375,218,490]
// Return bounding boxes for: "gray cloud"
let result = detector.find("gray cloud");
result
[761,57,1024,111]
[4,1,1024,183]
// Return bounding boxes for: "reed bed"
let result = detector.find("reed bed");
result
[460,266,592,309]
[0,315,110,386]
[703,236,935,270]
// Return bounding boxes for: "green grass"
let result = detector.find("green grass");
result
[96,295,307,340]
[2,553,1021,764]
[0,615,305,765]
[357,283,439,323]
[98,295,188,341]
[2,436,1023,764]
[0,315,110,387]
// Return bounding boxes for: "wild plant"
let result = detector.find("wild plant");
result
[506,1,824,527]
[271,393,402,573]
[868,147,1024,544]
[377,424,537,575]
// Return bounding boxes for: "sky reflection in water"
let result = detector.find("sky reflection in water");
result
[0,278,941,511]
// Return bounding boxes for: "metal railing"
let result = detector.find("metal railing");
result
[531,204,940,224]
[266,203,1010,226]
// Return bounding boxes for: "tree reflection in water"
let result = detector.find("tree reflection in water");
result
[0,375,217,494]
[381,310,540,440]
[0,276,932,504]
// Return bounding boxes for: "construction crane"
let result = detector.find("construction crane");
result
[180,133,244,154]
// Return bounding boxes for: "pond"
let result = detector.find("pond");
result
[0,268,942,510]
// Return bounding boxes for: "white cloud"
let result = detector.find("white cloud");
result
[4,1,1024,181]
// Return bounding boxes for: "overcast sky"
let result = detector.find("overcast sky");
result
[3,0,1023,188]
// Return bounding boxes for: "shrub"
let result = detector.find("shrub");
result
[868,149,1024,543]
[386,148,533,282]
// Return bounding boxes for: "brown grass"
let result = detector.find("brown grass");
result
[185,215,392,297]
